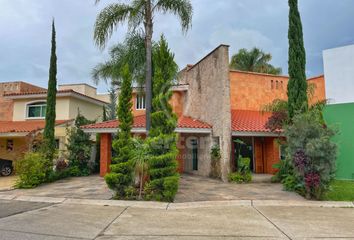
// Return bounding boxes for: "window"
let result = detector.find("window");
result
[276,80,279,89]
[6,140,13,151]
[136,94,145,110]
[27,102,47,118]
[271,80,274,89]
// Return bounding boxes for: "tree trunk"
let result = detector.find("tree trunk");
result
[139,168,143,200]
[144,0,153,134]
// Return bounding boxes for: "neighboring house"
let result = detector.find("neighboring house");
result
[83,45,325,181]
[323,44,354,180]
[0,82,107,163]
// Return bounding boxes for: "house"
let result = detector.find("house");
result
[0,82,108,163]
[83,45,325,181]
[323,44,354,180]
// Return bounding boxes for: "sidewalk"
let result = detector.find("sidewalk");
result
[0,176,17,191]
[0,196,353,240]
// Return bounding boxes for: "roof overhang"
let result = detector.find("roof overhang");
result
[83,127,211,134]
[5,92,106,106]
[232,131,283,137]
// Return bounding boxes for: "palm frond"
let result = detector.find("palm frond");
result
[94,3,135,49]
[155,0,193,33]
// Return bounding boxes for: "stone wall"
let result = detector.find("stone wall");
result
[179,45,232,181]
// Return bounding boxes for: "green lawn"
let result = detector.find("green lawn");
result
[323,180,354,201]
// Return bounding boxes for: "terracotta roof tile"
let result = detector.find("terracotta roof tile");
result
[231,109,274,132]
[82,115,211,130]
[0,120,71,134]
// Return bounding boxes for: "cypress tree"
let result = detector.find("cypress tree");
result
[145,36,179,202]
[105,64,134,198]
[287,0,308,119]
[43,20,57,160]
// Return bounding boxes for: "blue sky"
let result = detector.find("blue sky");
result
[0,0,353,92]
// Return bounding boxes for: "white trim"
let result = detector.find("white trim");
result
[7,92,106,106]
[0,133,28,137]
[25,101,47,119]
[232,131,283,137]
[83,127,212,134]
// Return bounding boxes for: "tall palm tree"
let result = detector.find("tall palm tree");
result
[94,0,193,133]
[230,47,282,75]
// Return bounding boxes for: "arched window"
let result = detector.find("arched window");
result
[26,101,47,118]
[271,80,274,89]
[276,80,279,89]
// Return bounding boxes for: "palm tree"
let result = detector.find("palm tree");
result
[94,0,193,133]
[230,47,282,75]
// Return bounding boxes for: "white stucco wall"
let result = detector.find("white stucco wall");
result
[323,44,354,104]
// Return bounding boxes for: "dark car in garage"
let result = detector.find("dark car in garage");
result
[0,159,13,176]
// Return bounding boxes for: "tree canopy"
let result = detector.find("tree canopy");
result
[230,47,282,75]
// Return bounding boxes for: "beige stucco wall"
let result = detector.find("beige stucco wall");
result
[12,97,71,121]
[12,96,102,122]
[179,45,232,181]
[0,137,28,161]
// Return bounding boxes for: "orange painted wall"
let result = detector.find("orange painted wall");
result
[131,91,184,117]
[229,70,326,111]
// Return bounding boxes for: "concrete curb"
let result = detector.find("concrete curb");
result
[1,194,353,209]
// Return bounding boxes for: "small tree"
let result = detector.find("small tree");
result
[287,0,308,119]
[131,138,150,200]
[66,112,95,176]
[285,110,337,199]
[43,20,58,161]
[144,36,179,202]
[104,64,134,198]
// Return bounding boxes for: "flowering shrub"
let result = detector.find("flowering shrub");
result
[285,110,337,199]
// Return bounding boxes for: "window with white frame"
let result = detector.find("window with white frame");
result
[27,102,47,118]
[136,94,145,110]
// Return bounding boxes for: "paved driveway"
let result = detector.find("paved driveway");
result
[5,175,113,200]
[175,174,304,202]
[0,176,17,191]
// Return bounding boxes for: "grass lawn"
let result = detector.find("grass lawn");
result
[323,180,354,201]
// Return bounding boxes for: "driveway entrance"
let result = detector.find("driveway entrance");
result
[4,175,113,200]
[174,174,304,203]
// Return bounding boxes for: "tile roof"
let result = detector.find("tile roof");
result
[0,120,71,134]
[4,89,107,104]
[231,109,275,133]
[82,115,212,130]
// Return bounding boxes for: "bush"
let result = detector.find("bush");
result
[66,113,95,176]
[15,152,51,188]
[271,157,294,183]
[228,157,252,183]
[285,110,337,199]
[228,172,252,183]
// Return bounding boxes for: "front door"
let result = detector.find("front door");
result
[191,139,198,171]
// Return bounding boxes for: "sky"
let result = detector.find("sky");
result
[0,0,354,93]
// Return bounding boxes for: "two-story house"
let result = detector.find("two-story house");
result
[83,45,325,181]
[0,82,108,166]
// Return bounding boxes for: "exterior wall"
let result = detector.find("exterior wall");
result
[230,70,326,111]
[0,82,45,121]
[323,44,354,104]
[254,137,280,174]
[59,84,97,99]
[12,97,71,121]
[181,133,211,177]
[230,71,288,111]
[324,103,354,180]
[308,75,326,105]
[12,96,102,122]
[0,137,28,161]
[68,97,103,121]
[131,91,185,117]
[179,45,232,181]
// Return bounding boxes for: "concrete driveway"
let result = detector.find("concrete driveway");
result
[0,176,17,191]
[175,174,304,202]
[0,198,353,239]
[5,175,113,200]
